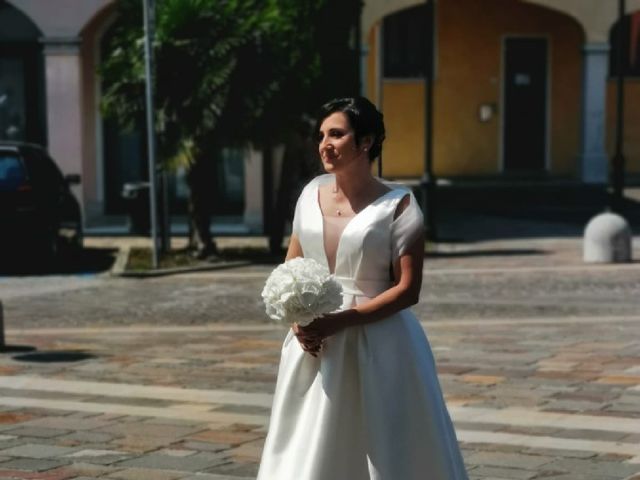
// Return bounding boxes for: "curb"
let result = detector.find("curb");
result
[114,259,251,278]
[108,244,252,278]
[110,245,131,277]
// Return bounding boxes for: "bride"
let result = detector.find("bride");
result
[257,97,468,480]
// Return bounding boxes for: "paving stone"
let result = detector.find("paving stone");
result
[543,458,640,478]
[465,451,554,470]
[466,465,537,479]
[551,428,628,442]
[0,457,71,471]
[155,448,197,457]
[57,431,115,444]
[64,449,128,459]
[113,435,187,453]
[21,417,115,431]
[541,400,608,412]
[520,447,596,459]
[226,439,264,463]
[0,444,78,459]
[114,452,228,472]
[0,413,35,425]
[188,430,262,447]
[178,441,230,453]
[2,427,70,439]
[106,467,186,480]
[98,423,202,439]
[497,426,560,437]
[180,475,254,480]
[206,461,259,478]
[533,474,620,480]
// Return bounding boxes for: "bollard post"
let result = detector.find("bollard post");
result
[584,212,632,263]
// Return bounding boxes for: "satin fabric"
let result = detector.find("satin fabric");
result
[257,174,468,480]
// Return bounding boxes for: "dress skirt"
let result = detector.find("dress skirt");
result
[257,310,468,480]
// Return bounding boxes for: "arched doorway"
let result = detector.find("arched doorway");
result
[371,0,583,179]
[0,2,46,144]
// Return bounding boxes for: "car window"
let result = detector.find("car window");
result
[0,152,26,191]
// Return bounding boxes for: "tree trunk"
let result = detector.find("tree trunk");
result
[186,154,218,258]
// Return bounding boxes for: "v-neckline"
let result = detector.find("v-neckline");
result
[315,176,397,274]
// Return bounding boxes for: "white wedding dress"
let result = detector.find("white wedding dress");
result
[257,174,468,480]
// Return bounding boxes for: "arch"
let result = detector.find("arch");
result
[77,1,117,215]
[0,1,46,143]
[362,0,588,44]
[0,1,42,40]
[362,0,422,42]
[3,0,112,38]
[79,1,116,38]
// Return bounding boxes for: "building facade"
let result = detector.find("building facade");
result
[1,0,639,232]
[362,0,640,184]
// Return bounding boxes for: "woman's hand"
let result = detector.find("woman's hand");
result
[297,309,355,354]
[292,322,323,357]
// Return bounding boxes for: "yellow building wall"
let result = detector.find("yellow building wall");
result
[369,0,584,178]
[381,82,425,176]
[606,80,640,174]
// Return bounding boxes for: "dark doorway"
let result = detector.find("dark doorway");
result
[0,3,46,146]
[503,37,548,173]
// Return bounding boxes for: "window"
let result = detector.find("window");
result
[383,5,433,78]
[0,151,25,189]
[609,12,640,77]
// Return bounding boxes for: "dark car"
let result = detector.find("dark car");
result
[0,142,82,262]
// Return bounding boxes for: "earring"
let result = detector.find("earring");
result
[364,147,368,152]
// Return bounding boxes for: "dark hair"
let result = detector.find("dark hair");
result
[315,96,386,162]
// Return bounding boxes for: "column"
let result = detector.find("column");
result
[41,36,85,208]
[579,42,610,184]
[243,147,264,233]
[360,45,369,97]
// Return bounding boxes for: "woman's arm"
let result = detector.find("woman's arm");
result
[284,234,324,356]
[285,233,303,261]
[303,232,424,340]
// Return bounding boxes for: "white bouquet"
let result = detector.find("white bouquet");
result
[261,257,343,326]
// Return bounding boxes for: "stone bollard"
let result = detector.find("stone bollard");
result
[583,212,632,263]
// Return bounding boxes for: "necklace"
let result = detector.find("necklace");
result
[332,184,342,216]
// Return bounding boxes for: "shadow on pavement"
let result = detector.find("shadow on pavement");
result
[12,350,96,363]
[434,184,640,241]
[0,247,117,276]
[222,247,285,266]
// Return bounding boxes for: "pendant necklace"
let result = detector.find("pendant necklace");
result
[332,184,342,216]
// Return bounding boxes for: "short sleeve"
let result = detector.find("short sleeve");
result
[292,176,321,236]
[292,192,303,236]
[390,191,424,259]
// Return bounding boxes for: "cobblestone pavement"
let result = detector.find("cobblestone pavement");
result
[0,237,640,479]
